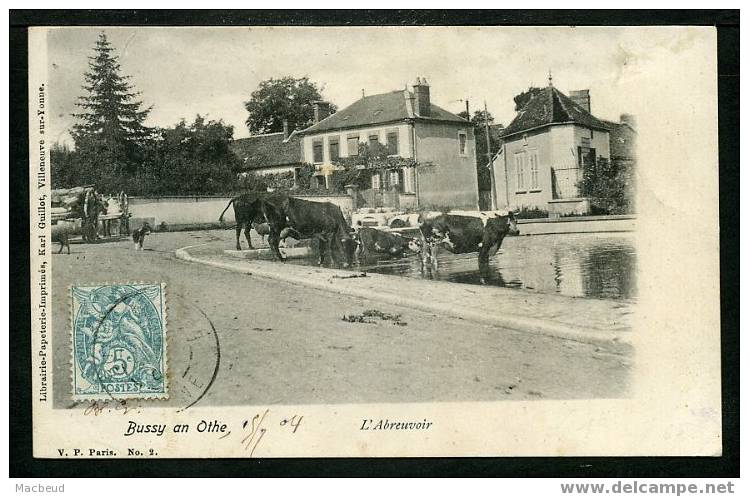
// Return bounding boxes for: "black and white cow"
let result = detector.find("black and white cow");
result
[417,211,520,277]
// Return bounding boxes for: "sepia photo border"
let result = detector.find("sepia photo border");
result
[9,9,739,477]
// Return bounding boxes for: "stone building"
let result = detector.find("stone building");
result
[298,78,479,210]
[491,82,613,215]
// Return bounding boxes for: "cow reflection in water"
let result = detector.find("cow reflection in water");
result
[417,211,520,283]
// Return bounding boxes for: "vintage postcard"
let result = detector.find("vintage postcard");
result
[28,25,721,458]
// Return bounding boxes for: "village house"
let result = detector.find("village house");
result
[298,78,479,210]
[231,121,304,179]
[491,79,618,216]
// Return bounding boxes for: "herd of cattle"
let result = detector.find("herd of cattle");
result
[218,193,520,277]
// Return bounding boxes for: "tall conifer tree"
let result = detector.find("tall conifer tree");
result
[72,32,152,188]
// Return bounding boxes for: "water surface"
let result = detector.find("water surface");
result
[353,232,637,301]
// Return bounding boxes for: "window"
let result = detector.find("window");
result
[371,173,381,190]
[329,137,339,162]
[578,147,596,168]
[347,135,359,156]
[458,131,467,155]
[389,170,400,186]
[312,140,324,163]
[515,153,525,191]
[386,131,399,156]
[369,134,380,149]
[529,152,539,190]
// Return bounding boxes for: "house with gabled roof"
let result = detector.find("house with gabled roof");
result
[491,80,612,215]
[231,122,304,177]
[298,78,479,210]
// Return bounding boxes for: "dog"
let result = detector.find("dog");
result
[51,221,77,254]
[132,222,151,250]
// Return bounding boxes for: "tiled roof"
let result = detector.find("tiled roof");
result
[301,90,467,134]
[502,86,610,138]
[231,131,302,170]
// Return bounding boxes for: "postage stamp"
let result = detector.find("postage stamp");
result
[71,283,167,400]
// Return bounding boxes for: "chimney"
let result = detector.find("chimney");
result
[313,101,331,123]
[620,113,636,128]
[282,119,289,139]
[569,89,591,113]
[413,77,431,117]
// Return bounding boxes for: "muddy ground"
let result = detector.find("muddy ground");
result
[51,229,630,409]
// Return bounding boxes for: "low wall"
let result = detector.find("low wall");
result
[518,215,636,235]
[129,194,354,230]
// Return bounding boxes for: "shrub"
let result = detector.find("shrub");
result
[578,156,635,215]
[515,206,549,219]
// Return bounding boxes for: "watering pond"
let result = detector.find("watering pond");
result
[286,232,637,301]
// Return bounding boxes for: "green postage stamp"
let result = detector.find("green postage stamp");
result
[71,283,167,400]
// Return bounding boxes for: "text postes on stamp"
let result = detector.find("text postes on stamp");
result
[71,283,167,400]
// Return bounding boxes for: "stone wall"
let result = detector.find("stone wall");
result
[129,194,354,230]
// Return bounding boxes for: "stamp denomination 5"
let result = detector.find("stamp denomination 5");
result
[71,283,167,400]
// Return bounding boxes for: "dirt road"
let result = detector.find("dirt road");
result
[52,229,630,408]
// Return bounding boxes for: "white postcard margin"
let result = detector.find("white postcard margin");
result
[29,26,722,458]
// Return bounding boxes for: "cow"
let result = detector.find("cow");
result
[418,212,520,281]
[354,227,419,262]
[218,193,266,251]
[252,222,271,244]
[260,195,355,267]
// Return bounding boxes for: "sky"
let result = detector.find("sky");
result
[44,26,697,146]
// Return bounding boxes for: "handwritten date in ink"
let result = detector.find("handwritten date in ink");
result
[240,409,303,457]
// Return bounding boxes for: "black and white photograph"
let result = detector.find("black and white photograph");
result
[17,17,730,466]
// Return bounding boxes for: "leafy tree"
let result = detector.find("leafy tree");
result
[461,109,501,192]
[50,143,77,189]
[136,116,240,195]
[71,32,152,190]
[513,86,543,111]
[578,156,635,215]
[244,76,337,135]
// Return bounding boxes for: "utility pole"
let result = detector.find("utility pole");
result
[484,100,497,210]
[450,98,471,120]
[484,100,492,164]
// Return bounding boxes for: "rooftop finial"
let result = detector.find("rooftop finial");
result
[362,88,365,98]
[548,69,553,87]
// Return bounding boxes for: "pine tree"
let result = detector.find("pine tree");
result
[71,32,152,189]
